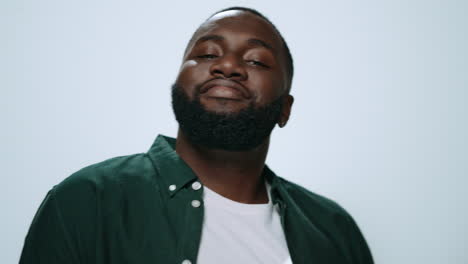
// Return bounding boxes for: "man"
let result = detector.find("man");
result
[20,7,373,264]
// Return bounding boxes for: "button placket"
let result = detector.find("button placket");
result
[176,181,204,264]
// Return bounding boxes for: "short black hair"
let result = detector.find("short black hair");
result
[185,7,294,91]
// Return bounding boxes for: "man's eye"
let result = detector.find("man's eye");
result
[197,54,218,59]
[248,60,269,68]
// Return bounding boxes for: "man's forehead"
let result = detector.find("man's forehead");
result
[193,10,282,47]
[208,10,244,21]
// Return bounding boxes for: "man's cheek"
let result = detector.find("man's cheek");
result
[181,60,198,70]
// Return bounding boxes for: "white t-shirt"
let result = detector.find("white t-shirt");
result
[196,182,292,264]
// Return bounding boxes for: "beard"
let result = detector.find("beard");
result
[171,83,284,151]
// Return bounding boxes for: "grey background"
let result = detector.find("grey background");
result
[2,0,467,263]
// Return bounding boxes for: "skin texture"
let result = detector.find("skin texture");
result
[174,10,294,204]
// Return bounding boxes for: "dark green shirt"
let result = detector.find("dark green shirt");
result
[20,135,373,264]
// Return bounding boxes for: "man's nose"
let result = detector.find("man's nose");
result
[209,54,247,81]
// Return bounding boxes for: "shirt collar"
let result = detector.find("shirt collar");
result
[147,134,286,203]
[147,134,198,197]
[263,164,286,206]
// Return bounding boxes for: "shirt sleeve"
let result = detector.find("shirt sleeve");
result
[345,214,374,264]
[19,189,80,264]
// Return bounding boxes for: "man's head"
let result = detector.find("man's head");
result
[172,7,294,151]
[183,7,294,91]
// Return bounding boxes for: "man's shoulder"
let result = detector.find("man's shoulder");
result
[275,178,373,263]
[53,153,157,201]
[276,176,351,219]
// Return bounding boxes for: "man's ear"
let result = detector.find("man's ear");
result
[278,94,294,128]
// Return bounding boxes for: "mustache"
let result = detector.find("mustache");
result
[189,77,251,99]
[171,82,285,113]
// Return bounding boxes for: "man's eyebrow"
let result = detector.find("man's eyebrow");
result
[196,34,225,44]
[247,38,275,53]
[195,35,275,52]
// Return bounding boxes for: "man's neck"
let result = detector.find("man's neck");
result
[175,130,269,204]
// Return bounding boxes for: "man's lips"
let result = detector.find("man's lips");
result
[204,86,243,100]
[199,79,251,100]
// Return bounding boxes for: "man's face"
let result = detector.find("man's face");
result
[172,10,293,151]
[175,10,291,114]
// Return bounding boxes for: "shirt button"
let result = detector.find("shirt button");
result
[169,184,176,191]
[181,260,192,264]
[191,200,201,208]
[191,181,202,190]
